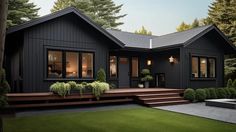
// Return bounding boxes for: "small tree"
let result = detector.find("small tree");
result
[96,68,106,82]
[227,79,233,88]
[141,69,153,88]
[232,79,236,88]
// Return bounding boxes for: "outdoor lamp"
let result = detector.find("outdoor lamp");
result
[169,56,174,63]
[147,60,152,66]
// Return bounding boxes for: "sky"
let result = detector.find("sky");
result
[29,0,213,36]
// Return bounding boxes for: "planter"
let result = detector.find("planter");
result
[144,81,149,88]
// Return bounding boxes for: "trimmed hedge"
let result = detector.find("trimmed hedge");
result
[208,88,217,99]
[229,88,236,98]
[216,88,227,99]
[195,89,206,102]
[205,88,211,99]
[183,88,195,102]
[227,79,233,88]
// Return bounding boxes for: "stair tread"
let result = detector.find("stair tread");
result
[146,100,189,105]
[140,96,183,101]
[136,93,179,97]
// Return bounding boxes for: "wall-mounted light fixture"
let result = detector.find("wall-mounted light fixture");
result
[147,60,152,66]
[169,56,174,63]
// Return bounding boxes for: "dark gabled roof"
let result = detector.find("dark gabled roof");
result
[6,7,125,48]
[106,29,156,49]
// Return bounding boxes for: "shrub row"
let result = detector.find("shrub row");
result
[227,79,236,88]
[184,87,236,102]
[50,81,110,100]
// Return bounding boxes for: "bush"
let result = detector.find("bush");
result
[228,88,236,98]
[195,89,206,102]
[50,82,71,97]
[96,68,106,82]
[0,69,10,108]
[227,79,233,88]
[183,88,195,102]
[204,88,211,99]
[209,88,217,99]
[141,69,153,82]
[74,83,85,96]
[141,69,151,75]
[232,79,236,88]
[216,88,227,99]
[109,83,116,89]
[67,81,77,89]
[224,88,231,98]
[90,81,110,100]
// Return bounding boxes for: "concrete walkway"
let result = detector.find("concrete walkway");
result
[155,103,236,124]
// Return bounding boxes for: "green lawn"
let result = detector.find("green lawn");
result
[4,107,236,132]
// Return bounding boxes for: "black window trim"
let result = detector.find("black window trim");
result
[190,54,216,80]
[45,47,95,80]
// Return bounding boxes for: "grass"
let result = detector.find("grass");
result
[4,107,236,132]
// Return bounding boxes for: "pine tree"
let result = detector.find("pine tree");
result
[176,22,191,32]
[7,0,40,27]
[208,0,236,45]
[191,18,200,28]
[51,0,126,29]
[134,26,152,35]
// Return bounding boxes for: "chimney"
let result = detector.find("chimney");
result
[149,38,152,49]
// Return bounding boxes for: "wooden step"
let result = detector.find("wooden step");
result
[140,97,184,103]
[136,93,180,99]
[9,98,133,109]
[146,100,189,107]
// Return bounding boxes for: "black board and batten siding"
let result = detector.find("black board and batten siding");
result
[21,14,116,92]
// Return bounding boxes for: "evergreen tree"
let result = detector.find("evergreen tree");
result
[208,0,236,45]
[51,0,126,29]
[191,18,200,28]
[176,22,191,32]
[134,26,152,35]
[7,0,39,27]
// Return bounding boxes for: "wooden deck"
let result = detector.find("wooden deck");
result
[6,88,188,110]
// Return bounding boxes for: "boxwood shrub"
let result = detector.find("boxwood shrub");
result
[195,89,206,102]
[183,88,195,102]
[224,88,231,98]
[216,88,227,99]
[229,88,236,98]
[204,88,211,99]
[208,88,217,99]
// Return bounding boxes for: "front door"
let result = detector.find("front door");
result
[119,57,130,88]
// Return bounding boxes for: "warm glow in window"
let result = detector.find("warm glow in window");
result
[192,57,199,78]
[110,56,117,77]
[82,53,93,78]
[66,52,78,77]
[200,58,207,77]
[132,57,139,77]
[48,51,63,78]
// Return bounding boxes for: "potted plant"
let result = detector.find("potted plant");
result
[141,69,153,88]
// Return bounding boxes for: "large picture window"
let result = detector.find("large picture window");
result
[110,56,117,77]
[191,56,216,78]
[48,51,63,78]
[82,53,93,78]
[132,57,139,77]
[66,52,79,78]
[47,49,94,79]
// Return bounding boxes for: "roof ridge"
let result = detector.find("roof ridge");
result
[106,29,158,38]
[152,24,213,39]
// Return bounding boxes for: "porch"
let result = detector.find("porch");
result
[6,88,188,111]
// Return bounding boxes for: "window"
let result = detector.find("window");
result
[110,56,117,77]
[191,57,199,78]
[47,49,94,79]
[48,50,63,78]
[209,58,216,78]
[81,53,93,78]
[191,56,216,78]
[66,52,79,77]
[132,57,139,77]
[200,58,207,77]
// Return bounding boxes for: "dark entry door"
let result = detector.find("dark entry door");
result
[156,73,165,87]
[119,57,130,88]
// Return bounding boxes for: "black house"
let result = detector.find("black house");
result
[5,7,236,92]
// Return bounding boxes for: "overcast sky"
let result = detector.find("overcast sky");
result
[29,0,213,35]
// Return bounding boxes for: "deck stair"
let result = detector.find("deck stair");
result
[136,91,189,107]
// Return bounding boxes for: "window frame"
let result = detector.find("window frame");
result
[191,55,216,80]
[45,48,95,80]
[109,56,118,78]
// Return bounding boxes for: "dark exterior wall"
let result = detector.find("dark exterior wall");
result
[152,49,181,88]
[182,33,225,89]
[21,13,115,92]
